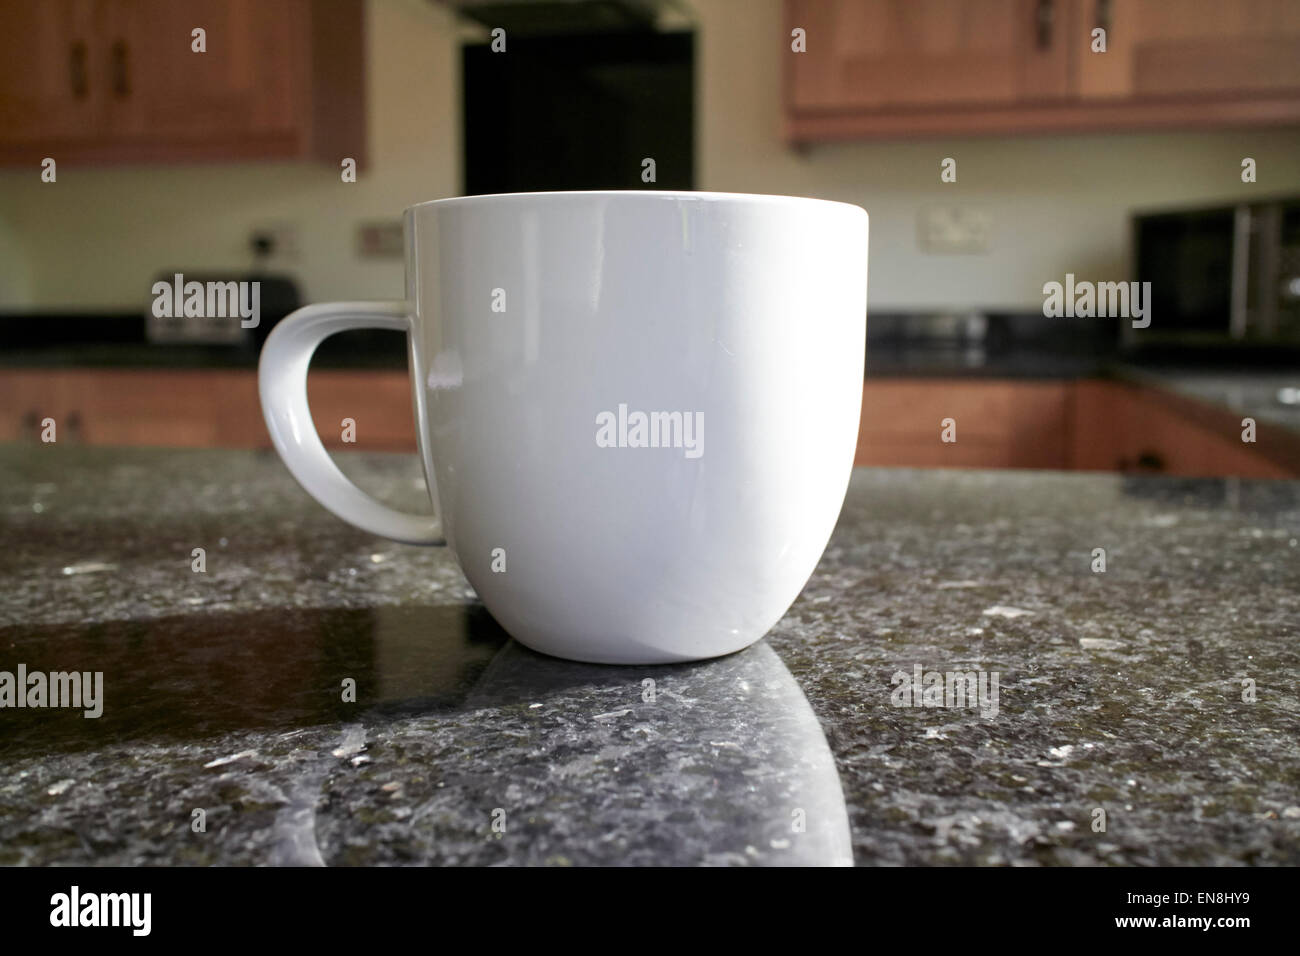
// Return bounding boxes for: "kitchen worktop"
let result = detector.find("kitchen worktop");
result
[2,446,1298,865]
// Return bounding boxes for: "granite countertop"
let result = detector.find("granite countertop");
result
[2,446,1298,865]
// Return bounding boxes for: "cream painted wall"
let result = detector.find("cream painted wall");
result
[1,0,1298,312]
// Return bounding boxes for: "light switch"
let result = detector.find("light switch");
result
[356,221,405,259]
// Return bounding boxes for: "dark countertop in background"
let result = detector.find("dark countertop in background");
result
[2,446,1298,865]
[3,309,1109,372]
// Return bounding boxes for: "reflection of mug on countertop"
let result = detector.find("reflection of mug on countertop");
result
[259,191,868,664]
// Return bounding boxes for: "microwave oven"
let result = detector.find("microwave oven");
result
[1130,197,1300,347]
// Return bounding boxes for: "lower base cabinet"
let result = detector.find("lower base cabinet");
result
[1,369,1295,478]
[856,379,1296,478]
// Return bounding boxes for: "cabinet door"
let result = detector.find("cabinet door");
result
[0,0,103,146]
[98,0,305,145]
[0,369,416,450]
[856,380,1070,469]
[787,0,1072,112]
[1068,381,1295,478]
[1076,0,1300,99]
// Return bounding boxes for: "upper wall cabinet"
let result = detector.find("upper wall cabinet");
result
[787,0,1071,113]
[0,0,365,166]
[1075,0,1300,99]
[783,0,1300,143]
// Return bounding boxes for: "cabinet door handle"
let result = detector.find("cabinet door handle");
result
[110,39,130,97]
[69,41,88,99]
[1035,0,1054,50]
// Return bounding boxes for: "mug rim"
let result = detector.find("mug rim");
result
[408,189,867,217]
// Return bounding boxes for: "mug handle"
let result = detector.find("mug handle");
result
[258,301,445,546]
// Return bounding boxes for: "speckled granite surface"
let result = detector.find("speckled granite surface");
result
[1,445,1298,865]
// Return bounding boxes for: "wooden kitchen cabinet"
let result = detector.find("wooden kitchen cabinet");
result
[784,0,1300,142]
[857,379,1071,469]
[0,0,365,166]
[0,0,102,145]
[786,0,1070,113]
[0,368,415,450]
[1075,0,1300,100]
[98,1,299,145]
[1068,379,1297,479]
[854,378,1297,478]
[2,370,1294,478]
[0,369,251,446]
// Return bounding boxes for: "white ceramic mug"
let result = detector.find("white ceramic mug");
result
[259,191,868,664]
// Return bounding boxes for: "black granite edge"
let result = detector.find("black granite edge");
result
[1118,341,1300,370]
[1100,361,1300,386]
[0,305,410,369]
[0,345,409,370]
[0,335,410,370]
[865,350,1105,379]
[0,311,146,346]
[9,346,1084,375]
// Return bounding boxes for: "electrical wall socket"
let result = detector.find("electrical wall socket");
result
[918,206,991,254]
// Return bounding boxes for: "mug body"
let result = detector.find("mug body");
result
[405,191,867,664]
